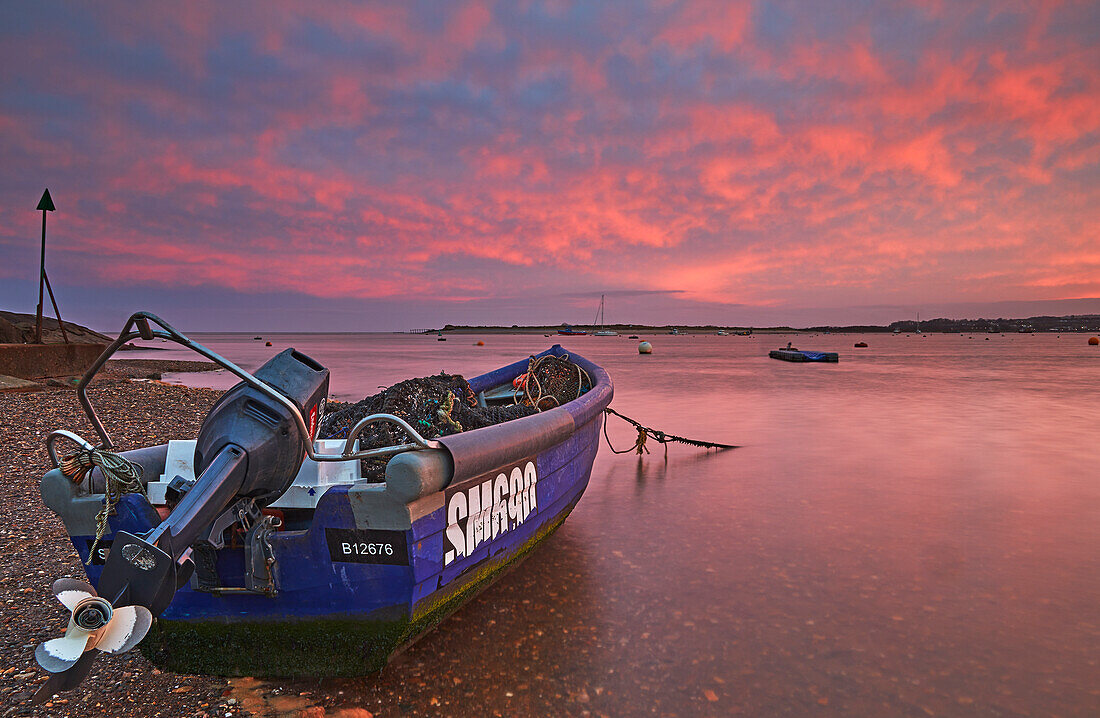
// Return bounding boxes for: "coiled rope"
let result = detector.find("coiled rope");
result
[602,407,738,457]
[60,449,145,565]
[436,390,464,432]
[514,353,591,410]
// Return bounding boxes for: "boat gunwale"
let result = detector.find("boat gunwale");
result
[437,344,613,485]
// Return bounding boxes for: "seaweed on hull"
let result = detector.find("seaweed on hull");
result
[318,373,537,480]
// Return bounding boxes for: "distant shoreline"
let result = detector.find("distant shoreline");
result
[439,326,766,335]
[437,314,1100,335]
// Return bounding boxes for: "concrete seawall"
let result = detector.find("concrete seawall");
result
[0,343,106,379]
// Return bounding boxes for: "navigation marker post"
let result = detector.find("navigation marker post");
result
[33,189,68,344]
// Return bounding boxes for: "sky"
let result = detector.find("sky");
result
[1,1,1098,331]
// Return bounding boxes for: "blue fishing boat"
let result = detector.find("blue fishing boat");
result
[769,348,839,362]
[35,312,613,692]
[556,324,587,336]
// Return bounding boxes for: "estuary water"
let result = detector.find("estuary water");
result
[127,332,1100,716]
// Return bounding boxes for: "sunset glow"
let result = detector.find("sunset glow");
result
[1,1,1098,329]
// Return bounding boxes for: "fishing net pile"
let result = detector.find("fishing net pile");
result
[318,373,534,481]
[317,355,590,481]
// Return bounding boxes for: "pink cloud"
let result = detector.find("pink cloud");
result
[1,0,1097,321]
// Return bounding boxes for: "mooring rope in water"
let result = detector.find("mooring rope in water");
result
[60,448,145,565]
[602,407,738,457]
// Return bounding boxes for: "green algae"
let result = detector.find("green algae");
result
[140,503,576,677]
[140,613,407,677]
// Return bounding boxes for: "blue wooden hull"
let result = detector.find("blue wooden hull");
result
[60,345,612,677]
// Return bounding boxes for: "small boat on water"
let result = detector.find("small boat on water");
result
[557,325,587,336]
[592,294,618,336]
[35,312,613,689]
[769,348,839,363]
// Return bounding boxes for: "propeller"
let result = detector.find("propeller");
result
[34,578,151,675]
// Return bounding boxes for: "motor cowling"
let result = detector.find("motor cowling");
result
[194,348,329,506]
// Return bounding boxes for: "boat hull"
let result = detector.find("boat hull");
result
[769,349,838,363]
[140,493,587,677]
[47,346,612,677]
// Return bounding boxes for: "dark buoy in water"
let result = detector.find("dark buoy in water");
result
[1089,337,1099,345]
[265,341,272,346]
[854,341,868,348]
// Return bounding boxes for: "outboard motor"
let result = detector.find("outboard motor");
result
[134,346,329,601]
[35,343,327,698]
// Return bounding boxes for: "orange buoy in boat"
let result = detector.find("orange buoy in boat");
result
[1089,336,1099,345]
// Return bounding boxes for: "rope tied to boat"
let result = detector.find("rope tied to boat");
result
[435,391,463,432]
[602,407,738,457]
[60,448,145,565]
[516,353,591,410]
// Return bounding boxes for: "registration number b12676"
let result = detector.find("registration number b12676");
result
[325,528,408,565]
[343,541,393,557]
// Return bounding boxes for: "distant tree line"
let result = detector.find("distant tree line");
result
[439,314,1100,333]
[809,315,1100,333]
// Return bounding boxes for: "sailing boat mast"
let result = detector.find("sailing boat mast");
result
[593,294,617,335]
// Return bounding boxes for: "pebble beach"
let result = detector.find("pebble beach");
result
[0,368,230,717]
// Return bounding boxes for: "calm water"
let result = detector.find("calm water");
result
[128,332,1100,716]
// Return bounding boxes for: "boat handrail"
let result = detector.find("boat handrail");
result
[45,429,98,468]
[336,413,443,461]
[59,311,441,468]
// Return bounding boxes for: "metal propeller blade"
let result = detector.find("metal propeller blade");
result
[35,631,91,673]
[52,577,97,611]
[32,651,99,704]
[95,604,152,654]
